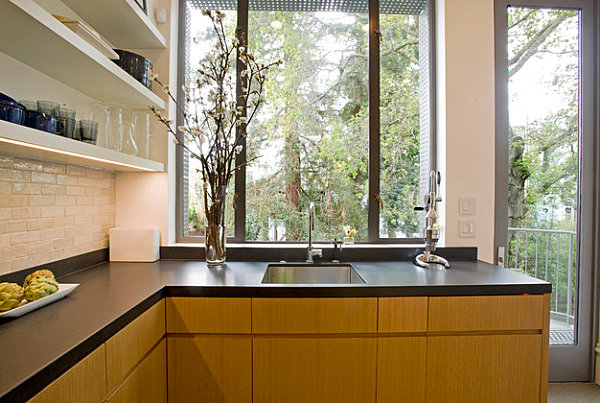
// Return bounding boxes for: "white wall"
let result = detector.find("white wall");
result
[437,0,496,263]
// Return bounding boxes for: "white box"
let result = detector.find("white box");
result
[109,228,160,262]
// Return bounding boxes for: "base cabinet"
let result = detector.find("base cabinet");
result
[253,338,377,403]
[425,334,542,403]
[167,337,252,403]
[106,339,167,403]
[377,337,427,403]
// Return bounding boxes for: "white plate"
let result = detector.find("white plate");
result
[0,283,79,318]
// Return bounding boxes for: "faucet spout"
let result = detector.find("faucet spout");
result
[306,202,322,263]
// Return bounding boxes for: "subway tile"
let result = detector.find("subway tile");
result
[0,208,9,221]
[40,227,65,241]
[31,172,56,184]
[11,207,41,220]
[66,185,86,196]
[56,175,67,185]
[53,216,74,227]
[0,234,8,247]
[0,169,30,182]
[53,237,74,249]
[66,165,87,176]
[0,260,11,275]
[11,231,41,245]
[0,155,13,168]
[26,241,54,255]
[13,158,43,171]
[41,184,65,195]
[40,249,66,265]
[12,183,42,195]
[0,182,11,194]
[27,218,55,231]
[54,196,77,206]
[41,206,65,218]
[11,255,40,272]
[42,162,66,174]
[76,196,95,206]
[0,194,27,208]
[0,245,26,259]
[0,221,26,234]
[28,195,55,207]
[74,215,93,225]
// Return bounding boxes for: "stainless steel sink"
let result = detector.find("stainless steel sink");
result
[262,263,366,284]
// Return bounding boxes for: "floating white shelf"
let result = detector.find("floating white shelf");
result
[0,120,164,172]
[0,0,165,110]
[61,0,167,49]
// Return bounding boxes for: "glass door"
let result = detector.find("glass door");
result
[495,0,595,381]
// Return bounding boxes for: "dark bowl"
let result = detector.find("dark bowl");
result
[0,100,26,125]
[0,92,21,107]
[113,49,152,89]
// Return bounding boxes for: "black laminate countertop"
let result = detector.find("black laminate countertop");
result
[0,259,551,402]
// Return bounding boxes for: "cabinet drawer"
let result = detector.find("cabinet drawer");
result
[429,295,544,332]
[106,300,165,391]
[168,336,252,403]
[252,297,377,334]
[28,345,106,403]
[253,338,377,403]
[166,297,251,333]
[107,339,167,403]
[378,297,428,333]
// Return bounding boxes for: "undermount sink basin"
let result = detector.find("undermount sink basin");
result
[262,263,366,284]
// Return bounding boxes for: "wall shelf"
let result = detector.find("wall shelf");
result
[60,0,167,49]
[0,120,164,172]
[0,0,165,110]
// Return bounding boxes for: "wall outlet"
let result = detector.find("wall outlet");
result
[459,197,476,215]
[459,220,476,238]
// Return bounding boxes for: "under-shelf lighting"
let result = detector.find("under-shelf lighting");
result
[0,137,157,172]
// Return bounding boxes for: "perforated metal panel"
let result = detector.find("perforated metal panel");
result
[187,0,427,14]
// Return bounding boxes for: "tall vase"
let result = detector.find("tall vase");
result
[205,185,227,266]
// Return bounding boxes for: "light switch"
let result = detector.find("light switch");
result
[459,197,476,215]
[459,220,476,238]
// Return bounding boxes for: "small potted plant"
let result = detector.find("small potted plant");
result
[343,226,357,245]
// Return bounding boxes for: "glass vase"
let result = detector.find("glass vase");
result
[205,185,228,266]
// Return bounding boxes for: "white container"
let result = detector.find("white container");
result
[109,228,160,262]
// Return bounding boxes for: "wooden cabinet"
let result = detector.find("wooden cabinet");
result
[107,339,167,403]
[377,337,427,403]
[28,345,106,403]
[253,338,377,403]
[428,295,544,332]
[166,297,251,333]
[167,337,252,403]
[252,297,377,334]
[105,299,165,391]
[378,297,428,333]
[425,334,542,402]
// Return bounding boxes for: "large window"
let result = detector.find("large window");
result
[178,0,434,243]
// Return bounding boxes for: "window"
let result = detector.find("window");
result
[178,0,435,243]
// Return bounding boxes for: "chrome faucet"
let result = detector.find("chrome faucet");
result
[306,202,322,263]
[414,171,450,268]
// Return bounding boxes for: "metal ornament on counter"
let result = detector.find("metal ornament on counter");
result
[414,171,450,269]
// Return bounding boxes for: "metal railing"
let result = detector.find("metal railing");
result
[507,227,576,325]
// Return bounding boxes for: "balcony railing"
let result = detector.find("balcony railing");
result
[507,227,576,344]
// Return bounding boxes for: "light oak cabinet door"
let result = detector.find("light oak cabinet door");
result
[425,334,542,403]
[377,337,426,403]
[105,300,165,391]
[28,345,106,403]
[166,297,251,334]
[167,336,252,403]
[107,339,167,403]
[253,337,377,403]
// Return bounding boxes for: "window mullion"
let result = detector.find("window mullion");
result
[368,0,380,242]
[234,0,249,242]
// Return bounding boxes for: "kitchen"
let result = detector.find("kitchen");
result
[0,0,597,402]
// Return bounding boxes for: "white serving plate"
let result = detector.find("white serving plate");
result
[0,283,79,318]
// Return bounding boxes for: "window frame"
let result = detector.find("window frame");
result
[176,0,437,244]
